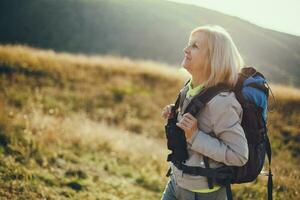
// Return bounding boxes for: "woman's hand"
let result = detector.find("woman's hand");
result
[161,104,175,119]
[176,113,198,139]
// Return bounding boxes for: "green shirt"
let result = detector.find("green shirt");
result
[186,78,205,97]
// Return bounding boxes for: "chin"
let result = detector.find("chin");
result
[181,62,190,70]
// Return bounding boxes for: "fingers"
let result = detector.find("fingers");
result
[161,106,168,117]
[176,122,185,129]
[166,105,172,114]
[161,109,167,118]
[161,104,174,119]
[177,119,192,129]
[177,120,188,127]
[183,113,196,121]
[180,113,196,125]
[181,116,193,124]
[161,106,195,120]
[177,113,197,129]
[176,113,199,140]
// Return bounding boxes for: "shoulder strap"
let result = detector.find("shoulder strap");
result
[170,78,192,114]
[184,83,232,116]
[184,78,191,86]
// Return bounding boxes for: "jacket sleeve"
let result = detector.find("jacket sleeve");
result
[186,93,249,166]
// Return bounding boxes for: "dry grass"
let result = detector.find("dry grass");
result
[0,44,299,199]
[269,83,300,100]
[0,44,186,82]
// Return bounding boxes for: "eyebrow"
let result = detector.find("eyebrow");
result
[188,41,199,46]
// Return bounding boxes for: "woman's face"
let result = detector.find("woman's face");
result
[181,32,210,78]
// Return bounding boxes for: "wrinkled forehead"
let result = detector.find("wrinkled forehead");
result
[189,31,208,45]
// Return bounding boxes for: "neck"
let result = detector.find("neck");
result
[191,76,204,88]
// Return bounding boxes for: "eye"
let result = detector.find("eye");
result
[192,43,198,49]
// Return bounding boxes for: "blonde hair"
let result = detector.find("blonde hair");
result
[190,25,245,88]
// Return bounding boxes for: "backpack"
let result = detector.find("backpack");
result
[165,66,273,200]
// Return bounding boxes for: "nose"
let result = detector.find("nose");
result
[183,46,192,59]
[183,45,189,54]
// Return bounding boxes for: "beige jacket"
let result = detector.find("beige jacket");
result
[170,84,249,191]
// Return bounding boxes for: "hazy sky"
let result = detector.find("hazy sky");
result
[166,0,300,36]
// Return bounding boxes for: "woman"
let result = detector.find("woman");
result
[160,25,249,200]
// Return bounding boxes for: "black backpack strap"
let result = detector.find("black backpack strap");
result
[165,78,191,177]
[183,83,232,116]
[184,78,192,86]
[170,92,181,115]
[174,161,234,200]
[165,91,181,178]
[203,156,214,189]
[179,78,191,111]
[204,155,233,200]
[265,133,273,200]
[225,179,233,200]
[166,166,172,177]
[170,78,192,114]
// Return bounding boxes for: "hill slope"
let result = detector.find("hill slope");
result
[0,45,300,199]
[0,0,299,87]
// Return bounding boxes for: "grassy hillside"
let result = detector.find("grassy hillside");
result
[0,45,299,199]
[0,0,300,87]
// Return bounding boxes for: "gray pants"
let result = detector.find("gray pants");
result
[161,175,228,200]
